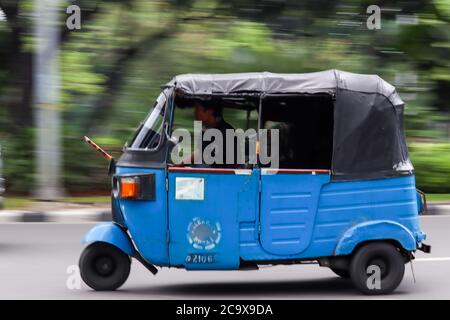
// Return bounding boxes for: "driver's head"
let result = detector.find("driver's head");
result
[194,101,222,128]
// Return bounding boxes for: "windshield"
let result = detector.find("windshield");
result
[129,92,167,149]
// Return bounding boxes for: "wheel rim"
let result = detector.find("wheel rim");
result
[93,255,116,277]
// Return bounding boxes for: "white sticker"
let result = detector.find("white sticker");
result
[175,177,204,200]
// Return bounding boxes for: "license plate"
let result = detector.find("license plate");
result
[185,253,216,264]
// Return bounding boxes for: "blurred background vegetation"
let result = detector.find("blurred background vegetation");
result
[0,0,449,198]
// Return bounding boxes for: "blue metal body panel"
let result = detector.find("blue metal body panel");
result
[167,170,259,269]
[239,174,423,261]
[84,166,424,270]
[259,173,331,255]
[82,222,134,256]
[115,167,169,266]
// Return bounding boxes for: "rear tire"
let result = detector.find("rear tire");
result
[349,242,405,295]
[79,242,131,291]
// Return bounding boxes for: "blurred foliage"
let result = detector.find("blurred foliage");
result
[426,193,450,202]
[410,143,450,193]
[1,129,35,194]
[62,133,111,194]
[2,196,32,209]
[0,0,449,193]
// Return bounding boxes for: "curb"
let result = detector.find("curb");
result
[0,208,111,223]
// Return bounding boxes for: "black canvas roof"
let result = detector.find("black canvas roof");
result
[162,70,413,179]
[165,69,404,107]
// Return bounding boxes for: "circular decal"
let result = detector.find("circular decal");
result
[187,217,222,250]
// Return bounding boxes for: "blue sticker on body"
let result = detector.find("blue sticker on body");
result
[187,217,222,250]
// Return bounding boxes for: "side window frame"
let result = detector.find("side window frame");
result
[259,93,334,171]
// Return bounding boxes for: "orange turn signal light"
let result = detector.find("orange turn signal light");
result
[120,177,140,199]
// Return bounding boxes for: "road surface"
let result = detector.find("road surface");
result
[0,216,449,299]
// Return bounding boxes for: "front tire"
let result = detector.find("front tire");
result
[79,242,131,291]
[349,242,405,295]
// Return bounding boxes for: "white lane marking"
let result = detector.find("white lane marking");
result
[415,257,450,262]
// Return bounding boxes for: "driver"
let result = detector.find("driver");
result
[182,100,235,167]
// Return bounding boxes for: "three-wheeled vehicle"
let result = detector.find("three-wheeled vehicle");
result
[79,70,430,295]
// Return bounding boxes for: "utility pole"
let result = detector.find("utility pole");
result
[33,0,63,199]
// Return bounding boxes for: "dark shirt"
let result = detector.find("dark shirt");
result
[201,119,235,167]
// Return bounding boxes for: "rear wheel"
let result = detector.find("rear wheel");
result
[349,242,405,295]
[79,242,131,291]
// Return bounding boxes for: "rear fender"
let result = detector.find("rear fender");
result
[335,220,416,255]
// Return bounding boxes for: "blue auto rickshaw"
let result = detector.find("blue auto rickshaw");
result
[79,70,430,295]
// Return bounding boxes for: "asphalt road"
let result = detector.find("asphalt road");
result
[0,216,449,299]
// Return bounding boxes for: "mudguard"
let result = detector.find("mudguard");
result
[82,222,135,256]
[334,220,417,255]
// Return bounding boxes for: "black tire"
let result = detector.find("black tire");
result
[79,242,131,291]
[330,267,350,279]
[349,242,405,295]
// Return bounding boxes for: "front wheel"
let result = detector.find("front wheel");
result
[79,242,131,291]
[349,242,405,295]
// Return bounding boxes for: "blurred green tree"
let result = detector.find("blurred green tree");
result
[0,0,449,193]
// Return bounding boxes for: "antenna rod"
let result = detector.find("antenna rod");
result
[83,136,113,161]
